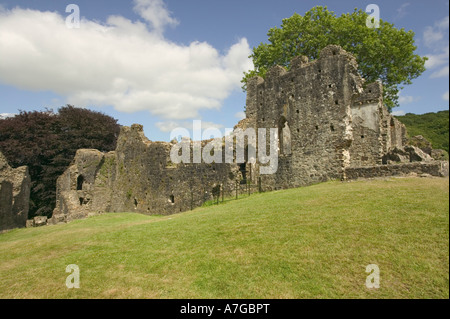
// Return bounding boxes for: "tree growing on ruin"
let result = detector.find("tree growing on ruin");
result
[0,105,120,218]
[242,6,427,111]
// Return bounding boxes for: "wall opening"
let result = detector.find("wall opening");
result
[239,163,247,184]
[77,175,84,191]
[390,118,397,146]
[278,117,292,155]
[170,195,175,204]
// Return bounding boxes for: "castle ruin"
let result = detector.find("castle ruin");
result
[47,45,448,225]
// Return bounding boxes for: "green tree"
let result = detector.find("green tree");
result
[242,6,427,111]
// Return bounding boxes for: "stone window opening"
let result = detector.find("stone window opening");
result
[79,197,84,206]
[390,118,397,145]
[77,175,84,191]
[170,195,175,204]
[330,125,335,132]
[134,198,138,208]
[278,117,292,156]
[239,162,247,184]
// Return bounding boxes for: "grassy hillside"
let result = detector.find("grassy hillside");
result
[396,110,449,153]
[0,177,448,299]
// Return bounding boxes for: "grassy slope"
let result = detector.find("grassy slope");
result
[0,177,448,299]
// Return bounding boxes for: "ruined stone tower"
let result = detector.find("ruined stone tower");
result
[239,45,409,190]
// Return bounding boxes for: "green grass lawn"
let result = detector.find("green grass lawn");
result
[0,177,448,299]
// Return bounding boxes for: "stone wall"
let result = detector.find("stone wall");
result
[345,161,449,180]
[50,45,448,225]
[0,151,30,232]
[243,45,409,189]
[51,124,240,224]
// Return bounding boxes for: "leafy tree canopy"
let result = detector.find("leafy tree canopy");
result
[242,6,427,111]
[0,105,120,218]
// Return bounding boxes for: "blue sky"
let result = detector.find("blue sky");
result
[0,0,448,141]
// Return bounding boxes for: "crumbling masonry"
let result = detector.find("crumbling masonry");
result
[48,45,448,225]
[0,151,30,232]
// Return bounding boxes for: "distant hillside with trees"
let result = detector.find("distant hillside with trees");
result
[395,110,449,153]
[0,106,120,219]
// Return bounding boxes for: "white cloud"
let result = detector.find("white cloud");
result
[443,90,449,101]
[437,15,450,30]
[0,5,253,120]
[396,3,410,19]
[234,111,246,120]
[133,0,178,34]
[155,120,224,133]
[430,65,449,78]
[398,94,416,105]
[155,121,184,133]
[391,110,406,116]
[0,113,17,119]
[425,47,449,68]
[423,16,449,48]
[423,16,449,79]
[424,26,444,48]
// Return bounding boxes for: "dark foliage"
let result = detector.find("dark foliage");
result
[0,105,120,218]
